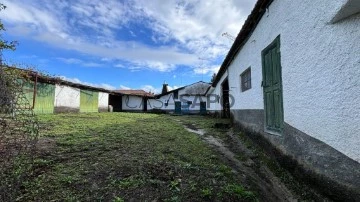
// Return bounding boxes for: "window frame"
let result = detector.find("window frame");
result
[240,67,252,92]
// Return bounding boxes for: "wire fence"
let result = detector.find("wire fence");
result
[0,66,39,201]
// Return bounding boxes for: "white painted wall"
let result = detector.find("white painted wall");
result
[148,93,208,111]
[148,93,173,110]
[207,71,228,111]
[221,0,360,162]
[54,84,80,109]
[122,95,144,111]
[149,82,211,112]
[98,92,109,109]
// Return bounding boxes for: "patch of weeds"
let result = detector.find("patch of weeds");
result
[200,187,213,198]
[112,176,144,189]
[148,178,163,187]
[60,175,77,185]
[218,164,233,177]
[113,196,125,202]
[188,180,197,192]
[223,184,257,201]
[169,178,182,192]
[33,158,53,166]
[164,195,181,202]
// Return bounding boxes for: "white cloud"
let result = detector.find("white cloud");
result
[56,57,83,64]
[119,85,131,90]
[82,62,103,67]
[141,85,159,94]
[1,0,256,72]
[56,57,103,67]
[60,76,116,90]
[131,61,176,72]
[141,84,183,94]
[193,65,220,75]
[167,85,182,91]
[132,0,254,60]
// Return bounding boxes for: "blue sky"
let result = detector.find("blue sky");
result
[1,0,255,93]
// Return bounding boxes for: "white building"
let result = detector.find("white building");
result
[8,67,118,114]
[116,90,154,112]
[148,81,211,114]
[208,0,360,200]
[53,82,113,113]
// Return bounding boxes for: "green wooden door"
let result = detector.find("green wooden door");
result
[21,81,55,114]
[34,83,55,114]
[262,36,284,133]
[21,80,35,109]
[175,101,181,114]
[80,90,99,113]
[200,101,207,115]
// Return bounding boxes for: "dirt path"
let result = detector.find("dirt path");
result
[175,119,297,201]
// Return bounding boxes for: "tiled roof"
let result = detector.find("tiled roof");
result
[115,89,154,97]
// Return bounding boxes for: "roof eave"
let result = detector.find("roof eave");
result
[212,0,274,87]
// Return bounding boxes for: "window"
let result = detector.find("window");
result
[241,68,251,92]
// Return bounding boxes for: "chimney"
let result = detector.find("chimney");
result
[162,83,168,94]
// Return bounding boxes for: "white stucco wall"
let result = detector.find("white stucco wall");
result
[98,92,109,109]
[148,93,208,111]
[122,95,144,111]
[54,84,80,109]
[222,0,360,162]
[149,82,211,112]
[207,71,228,111]
[148,93,173,110]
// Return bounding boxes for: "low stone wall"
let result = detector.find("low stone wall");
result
[230,109,360,201]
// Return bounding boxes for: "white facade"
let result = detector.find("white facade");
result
[148,93,172,111]
[122,95,144,111]
[98,92,109,110]
[54,84,80,109]
[213,0,360,162]
[148,93,208,112]
[148,82,211,112]
[206,72,229,112]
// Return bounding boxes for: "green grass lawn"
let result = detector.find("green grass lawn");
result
[18,113,257,201]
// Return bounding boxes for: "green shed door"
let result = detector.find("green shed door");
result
[34,83,55,114]
[175,101,181,114]
[262,36,284,133]
[80,90,99,113]
[22,80,35,109]
[21,81,55,114]
[200,101,207,115]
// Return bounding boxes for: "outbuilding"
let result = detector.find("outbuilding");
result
[149,81,211,115]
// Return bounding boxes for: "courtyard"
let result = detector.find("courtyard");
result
[12,113,325,201]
